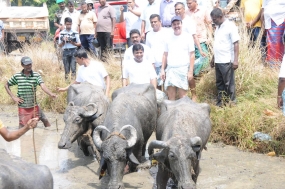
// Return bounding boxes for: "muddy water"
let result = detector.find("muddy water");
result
[1,105,285,189]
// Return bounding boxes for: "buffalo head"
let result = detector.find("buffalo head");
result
[58,102,100,149]
[148,137,202,189]
[93,125,140,189]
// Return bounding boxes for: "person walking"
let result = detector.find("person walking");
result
[210,8,240,106]
[0,19,4,55]
[146,14,167,88]
[119,0,142,48]
[161,16,195,101]
[78,2,98,57]
[141,0,160,42]
[5,57,56,128]
[60,1,80,32]
[59,17,81,80]
[160,0,177,33]
[57,49,110,97]
[54,0,68,29]
[96,0,116,61]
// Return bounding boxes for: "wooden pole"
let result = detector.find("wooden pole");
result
[32,85,37,164]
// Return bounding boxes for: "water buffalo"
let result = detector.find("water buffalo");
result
[0,149,53,189]
[148,97,211,189]
[93,83,157,189]
[58,82,109,159]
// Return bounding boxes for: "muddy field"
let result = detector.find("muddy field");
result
[0,105,285,189]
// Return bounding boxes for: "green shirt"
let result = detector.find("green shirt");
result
[7,70,44,108]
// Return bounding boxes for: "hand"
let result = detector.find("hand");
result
[232,61,238,70]
[120,5,124,12]
[12,97,24,104]
[111,31,114,38]
[210,57,215,68]
[95,32,97,38]
[127,5,133,11]
[277,96,283,109]
[187,71,194,82]
[141,33,145,41]
[200,51,207,57]
[160,70,166,81]
[26,118,39,129]
[57,87,67,92]
[50,93,57,99]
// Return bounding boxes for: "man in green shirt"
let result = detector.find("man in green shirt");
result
[5,57,56,128]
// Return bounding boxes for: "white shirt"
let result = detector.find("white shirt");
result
[141,1,160,33]
[60,10,80,31]
[164,32,195,67]
[213,19,240,63]
[279,55,285,77]
[123,59,157,84]
[123,43,155,65]
[262,0,285,29]
[182,15,196,36]
[146,28,168,67]
[124,7,142,38]
[76,61,108,88]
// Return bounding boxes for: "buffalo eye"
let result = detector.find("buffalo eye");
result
[75,117,81,123]
[168,152,175,160]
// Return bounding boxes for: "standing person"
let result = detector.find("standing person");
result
[60,1,80,32]
[4,57,57,128]
[119,0,142,48]
[78,2,98,56]
[57,49,110,97]
[123,44,157,88]
[261,0,285,66]
[160,0,177,32]
[0,19,4,55]
[54,0,68,29]
[146,14,166,88]
[59,17,81,80]
[210,8,240,106]
[96,0,116,61]
[160,16,195,101]
[123,29,155,67]
[278,55,285,112]
[186,0,212,75]
[0,118,38,142]
[141,0,160,42]
[86,0,94,11]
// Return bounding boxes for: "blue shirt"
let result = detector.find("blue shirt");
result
[0,20,4,38]
[58,29,80,49]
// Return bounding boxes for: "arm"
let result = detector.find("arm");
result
[150,79,157,89]
[141,20,146,41]
[120,6,124,23]
[40,83,56,98]
[193,34,206,57]
[57,80,80,92]
[111,17,116,37]
[249,8,262,27]
[232,41,239,70]
[224,0,238,14]
[129,7,141,17]
[123,78,128,87]
[70,33,81,47]
[278,78,285,108]
[0,118,38,142]
[160,52,168,81]
[54,22,61,28]
[188,51,195,81]
[104,75,110,97]
[5,82,23,104]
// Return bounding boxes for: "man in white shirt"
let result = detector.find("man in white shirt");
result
[161,16,195,101]
[123,44,157,88]
[210,8,240,107]
[146,14,166,88]
[123,29,155,66]
[141,0,160,41]
[60,1,80,31]
[57,49,110,96]
[119,0,142,47]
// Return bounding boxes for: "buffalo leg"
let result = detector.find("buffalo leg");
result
[156,163,169,189]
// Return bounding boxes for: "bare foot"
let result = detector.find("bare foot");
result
[192,95,197,102]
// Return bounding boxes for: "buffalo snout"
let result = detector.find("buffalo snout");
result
[58,139,72,149]
[180,183,196,189]
[108,183,124,189]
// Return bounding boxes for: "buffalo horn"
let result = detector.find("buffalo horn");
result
[148,140,168,155]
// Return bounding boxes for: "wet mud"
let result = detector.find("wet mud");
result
[0,105,285,189]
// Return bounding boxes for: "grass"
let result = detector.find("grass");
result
[0,21,285,155]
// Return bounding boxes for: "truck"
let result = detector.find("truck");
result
[0,3,49,54]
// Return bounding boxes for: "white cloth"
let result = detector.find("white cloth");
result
[141,1,160,33]
[76,61,108,88]
[60,10,80,31]
[145,28,168,67]
[124,7,142,38]
[279,55,285,77]
[213,19,240,63]
[123,43,155,65]
[164,32,195,67]
[262,0,285,29]
[182,15,197,36]
[123,59,157,84]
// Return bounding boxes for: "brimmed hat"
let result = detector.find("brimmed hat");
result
[85,0,93,4]
[171,16,182,23]
[21,56,33,65]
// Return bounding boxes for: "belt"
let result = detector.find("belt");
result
[163,25,172,28]
[63,48,76,51]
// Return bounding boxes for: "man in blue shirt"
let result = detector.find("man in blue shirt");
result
[59,17,81,80]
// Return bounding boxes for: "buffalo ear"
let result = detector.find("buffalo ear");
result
[128,152,140,165]
[153,149,168,163]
